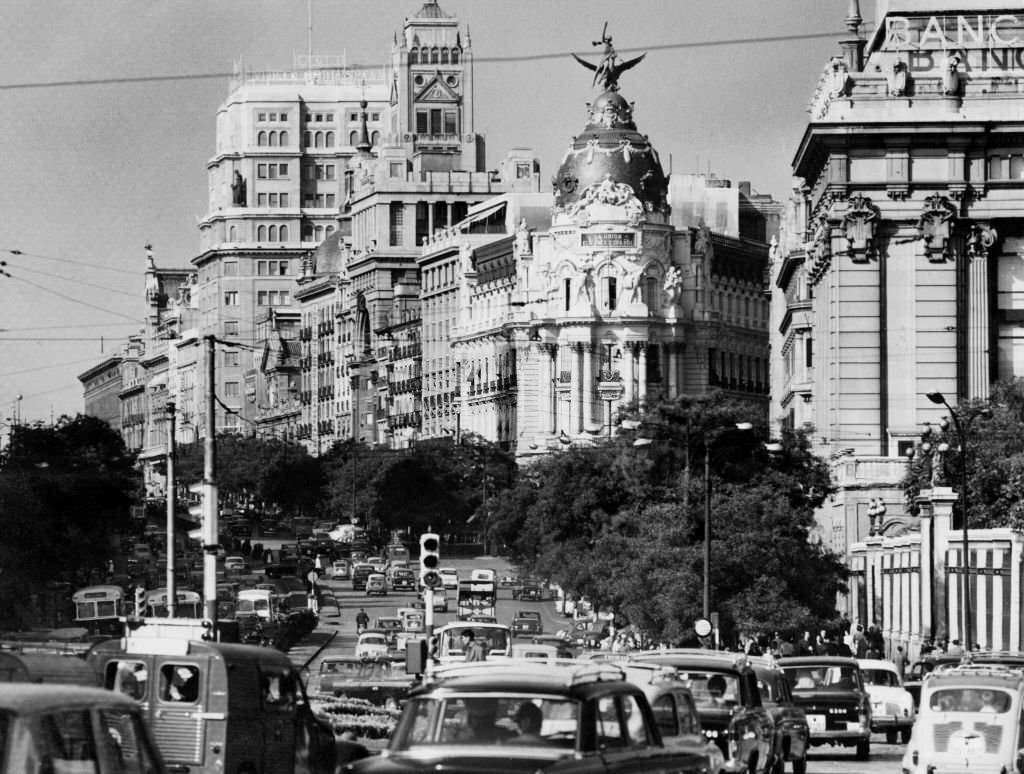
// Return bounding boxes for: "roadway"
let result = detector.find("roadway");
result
[293,555,907,773]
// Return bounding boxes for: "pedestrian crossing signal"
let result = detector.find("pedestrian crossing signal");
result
[419,533,441,589]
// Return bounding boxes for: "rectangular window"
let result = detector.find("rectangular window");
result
[303,164,316,181]
[444,111,457,135]
[564,278,572,311]
[416,111,428,134]
[223,261,238,276]
[280,193,288,207]
[257,112,267,122]
[371,112,380,121]
[278,163,288,177]
[349,112,359,122]
[325,112,334,122]
[516,163,531,179]
[277,261,289,275]
[430,109,442,135]
[224,351,240,367]
[223,291,239,306]
[303,194,315,208]
[225,381,240,397]
[257,164,267,179]
[257,291,269,306]
[325,164,335,180]
[805,338,813,368]
[606,277,617,310]
[224,321,239,337]
[326,193,336,208]
[278,113,288,122]
[315,113,323,122]
[389,202,404,246]
[268,193,278,207]
[390,162,404,178]
[257,193,268,207]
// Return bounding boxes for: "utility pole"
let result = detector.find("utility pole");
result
[202,335,219,623]
[165,401,177,617]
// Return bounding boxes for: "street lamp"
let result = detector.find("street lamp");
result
[925,390,991,650]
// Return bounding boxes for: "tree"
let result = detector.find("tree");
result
[0,415,140,626]
[488,393,846,644]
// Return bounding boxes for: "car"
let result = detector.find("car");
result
[515,579,545,601]
[902,664,1024,774]
[330,559,351,580]
[356,631,390,660]
[312,656,413,710]
[439,566,459,590]
[365,573,387,596]
[904,650,1024,707]
[858,657,915,743]
[389,567,417,592]
[429,586,449,612]
[513,611,544,636]
[344,659,711,773]
[375,616,404,647]
[778,655,873,761]
[619,662,727,774]
[367,555,388,573]
[498,574,519,588]
[0,683,168,773]
[746,654,810,774]
[351,562,374,591]
[224,555,250,573]
[633,649,777,774]
[470,568,496,582]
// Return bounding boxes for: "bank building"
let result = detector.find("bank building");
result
[772,0,1024,653]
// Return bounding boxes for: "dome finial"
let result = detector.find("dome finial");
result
[845,0,863,35]
[572,22,645,92]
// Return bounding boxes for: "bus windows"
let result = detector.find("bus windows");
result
[106,660,149,701]
[161,665,199,703]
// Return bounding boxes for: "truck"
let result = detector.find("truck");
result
[456,579,497,620]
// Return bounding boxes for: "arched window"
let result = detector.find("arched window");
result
[280,130,289,146]
[409,49,419,65]
[430,47,439,64]
[257,130,268,146]
[279,225,288,242]
[325,131,334,147]
[268,225,278,242]
[325,225,335,236]
[228,225,237,242]
[371,131,380,146]
[451,48,460,64]
[269,131,279,147]
[349,130,359,146]
[314,131,324,148]
[440,48,449,64]
[315,225,324,241]
[257,225,267,241]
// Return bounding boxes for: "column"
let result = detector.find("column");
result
[637,342,648,408]
[968,248,990,399]
[571,343,584,434]
[667,344,678,397]
[582,343,593,430]
[623,345,635,408]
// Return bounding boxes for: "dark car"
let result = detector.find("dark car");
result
[351,562,374,591]
[515,580,545,601]
[512,611,543,637]
[390,567,417,592]
[633,649,776,774]
[313,656,413,710]
[903,650,1024,708]
[344,660,711,774]
[748,655,810,774]
[778,655,872,761]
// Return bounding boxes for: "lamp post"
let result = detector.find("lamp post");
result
[925,391,991,650]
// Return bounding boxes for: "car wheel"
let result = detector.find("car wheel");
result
[791,754,807,774]
[855,739,870,761]
[885,729,897,745]
[900,727,912,744]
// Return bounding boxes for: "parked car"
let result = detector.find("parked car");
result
[902,663,1024,773]
[747,654,810,774]
[344,659,710,773]
[0,683,167,773]
[778,655,872,761]
[633,649,777,774]
[356,631,390,660]
[313,656,413,710]
[365,573,388,596]
[858,657,915,743]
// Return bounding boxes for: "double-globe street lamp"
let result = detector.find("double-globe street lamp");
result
[925,390,992,651]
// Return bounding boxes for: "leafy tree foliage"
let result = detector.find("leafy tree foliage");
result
[0,416,140,620]
[488,394,846,644]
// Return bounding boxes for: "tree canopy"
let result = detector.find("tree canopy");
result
[488,393,846,645]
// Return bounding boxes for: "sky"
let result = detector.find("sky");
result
[0,0,877,428]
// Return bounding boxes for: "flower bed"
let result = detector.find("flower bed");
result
[313,695,400,741]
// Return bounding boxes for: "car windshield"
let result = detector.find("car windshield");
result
[861,668,900,687]
[391,695,580,749]
[675,670,741,710]
[928,688,1012,713]
[361,634,387,646]
[782,665,860,691]
[439,628,510,657]
[322,660,400,680]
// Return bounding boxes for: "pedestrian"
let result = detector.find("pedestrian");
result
[947,639,963,656]
[894,645,907,683]
[356,608,369,633]
[461,628,487,661]
[853,624,868,658]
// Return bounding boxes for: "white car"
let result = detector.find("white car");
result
[329,559,350,580]
[858,658,915,744]
[439,567,459,590]
[223,555,249,573]
[355,631,390,660]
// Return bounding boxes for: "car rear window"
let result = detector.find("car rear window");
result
[928,688,1012,713]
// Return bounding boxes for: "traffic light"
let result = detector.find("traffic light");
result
[134,586,146,616]
[419,533,441,589]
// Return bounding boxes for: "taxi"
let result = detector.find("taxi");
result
[343,659,710,773]
[903,664,1024,774]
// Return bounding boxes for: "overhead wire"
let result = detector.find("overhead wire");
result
[0,248,142,276]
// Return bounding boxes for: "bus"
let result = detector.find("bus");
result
[456,579,497,620]
[72,585,125,635]
[387,544,410,564]
[144,588,203,618]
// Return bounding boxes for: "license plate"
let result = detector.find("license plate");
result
[807,714,826,733]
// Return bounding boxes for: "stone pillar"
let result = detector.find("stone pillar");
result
[582,343,593,430]
[623,344,635,408]
[541,344,557,435]
[637,343,648,408]
[571,343,583,434]
[924,486,959,645]
[968,250,990,399]
[667,344,678,397]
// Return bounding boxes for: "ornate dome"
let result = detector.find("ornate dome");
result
[553,89,669,218]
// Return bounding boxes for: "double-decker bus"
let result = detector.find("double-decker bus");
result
[456,579,497,620]
[72,585,126,635]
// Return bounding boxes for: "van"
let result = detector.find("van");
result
[88,618,367,773]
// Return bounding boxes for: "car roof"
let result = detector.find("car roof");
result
[0,684,140,711]
[858,658,899,670]
[778,656,861,667]
[412,660,641,701]
[631,648,753,673]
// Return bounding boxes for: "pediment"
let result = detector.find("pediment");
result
[415,74,458,103]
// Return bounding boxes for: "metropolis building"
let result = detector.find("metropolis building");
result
[771,0,1024,631]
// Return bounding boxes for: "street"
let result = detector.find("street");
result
[297,556,908,773]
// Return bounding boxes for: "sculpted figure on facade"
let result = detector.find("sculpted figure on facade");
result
[515,218,532,255]
[887,59,908,97]
[663,265,682,306]
[694,218,712,256]
[842,194,880,263]
[144,246,160,304]
[231,170,247,207]
[942,53,962,97]
[827,56,850,99]
[966,223,998,261]
[916,194,958,262]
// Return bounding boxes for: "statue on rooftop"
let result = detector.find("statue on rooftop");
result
[572,23,645,92]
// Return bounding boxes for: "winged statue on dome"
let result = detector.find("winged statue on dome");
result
[572,22,645,92]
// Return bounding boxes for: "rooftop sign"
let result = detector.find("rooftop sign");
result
[882,14,1024,75]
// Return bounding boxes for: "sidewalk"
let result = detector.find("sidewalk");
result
[288,587,345,668]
